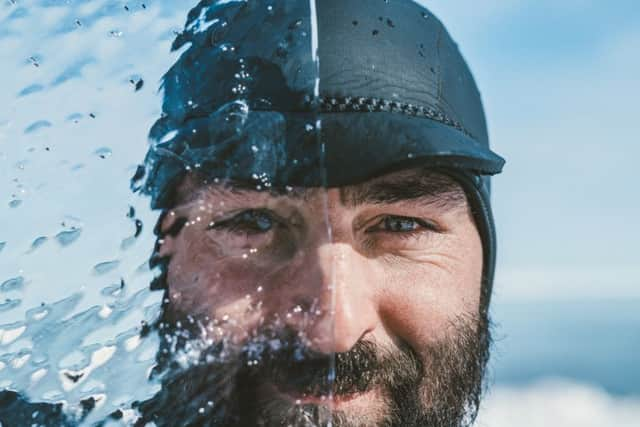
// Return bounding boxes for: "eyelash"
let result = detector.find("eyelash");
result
[367,215,440,234]
[209,209,438,239]
[207,209,279,235]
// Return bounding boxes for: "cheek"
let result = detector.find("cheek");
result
[166,233,272,319]
[377,230,483,349]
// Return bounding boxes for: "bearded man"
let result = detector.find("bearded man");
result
[0,0,505,426]
[129,0,505,426]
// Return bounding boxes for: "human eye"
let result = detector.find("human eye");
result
[368,215,440,235]
[207,209,278,235]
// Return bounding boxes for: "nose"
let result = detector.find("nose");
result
[286,241,379,354]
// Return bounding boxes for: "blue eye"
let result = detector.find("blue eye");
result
[383,216,420,232]
[239,210,273,232]
[373,215,438,234]
[209,209,275,234]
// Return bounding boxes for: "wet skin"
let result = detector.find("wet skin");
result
[156,168,483,424]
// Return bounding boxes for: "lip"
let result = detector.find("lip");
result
[287,390,364,406]
[266,380,376,410]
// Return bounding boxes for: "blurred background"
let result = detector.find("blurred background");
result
[425,1,640,425]
[0,0,638,425]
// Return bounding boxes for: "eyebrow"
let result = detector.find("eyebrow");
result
[180,172,467,210]
[339,174,468,210]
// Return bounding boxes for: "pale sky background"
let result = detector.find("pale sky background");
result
[425,0,640,300]
[0,0,638,425]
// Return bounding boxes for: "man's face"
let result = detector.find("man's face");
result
[154,168,487,426]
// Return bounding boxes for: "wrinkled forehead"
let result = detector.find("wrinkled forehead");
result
[170,168,469,211]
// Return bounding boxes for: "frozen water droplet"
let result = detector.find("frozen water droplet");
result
[421,11,429,19]
[1,276,25,292]
[109,30,123,37]
[251,145,259,153]
[0,242,5,253]
[93,260,120,275]
[8,199,21,208]
[407,152,414,159]
[95,147,112,159]
[55,228,81,246]
[75,19,82,27]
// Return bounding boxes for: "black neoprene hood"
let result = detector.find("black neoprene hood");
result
[136,0,505,307]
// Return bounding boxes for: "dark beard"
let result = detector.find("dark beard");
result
[132,304,490,427]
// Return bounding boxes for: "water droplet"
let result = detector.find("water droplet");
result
[288,19,303,30]
[109,30,123,37]
[95,147,112,159]
[24,120,52,134]
[29,236,48,251]
[0,241,5,253]
[8,199,22,208]
[101,284,123,297]
[372,29,379,36]
[407,152,414,159]
[93,260,120,275]
[1,276,25,292]
[55,228,81,246]
[75,19,82,27]
[29,56,40,67]
[120,236,136,251]
[251,145,259,153]
[352,20,358,26]
[129,78,144,91]
[0,298,21,312]
[421,11,429,19]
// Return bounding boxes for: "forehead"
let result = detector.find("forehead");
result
[173,168,468,210]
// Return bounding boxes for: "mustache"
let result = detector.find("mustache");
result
[258,337,421,397]
[153,316,422,399]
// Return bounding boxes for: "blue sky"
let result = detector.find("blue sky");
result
[0,2,638,422]
[425,0,640,300]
